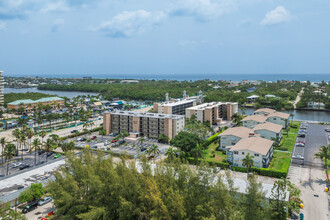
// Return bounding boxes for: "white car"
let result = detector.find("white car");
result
[38,196,52,206]
[12,162,22,168]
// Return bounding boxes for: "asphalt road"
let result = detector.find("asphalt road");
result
[304,124,328,165]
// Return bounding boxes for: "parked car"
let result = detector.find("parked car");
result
[296,142,305,147]
[118,140,125,145]
[19,164,30,170]
[38,150,45,155]
[54,153,61,159]
[80,138,87,142]
[12,162,22,168]
[141,147,147,152]
[104,141,109,146]
[91,136,97,140]
[112,140,118,143]
[17,185,24,190]
[47,152,54,157]
[91,146,97,149]
[22,202,38,213]
[76,138,83,141]
[325,128,330,132]
[38,196,52,206]
[71,130,78,134]
[328,135,330,140]
[297,133,306,137]
[296,141,305,145]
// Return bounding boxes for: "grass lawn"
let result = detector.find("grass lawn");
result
[268,151,291,173]
[280,121,300,152]
[202,142,227,163]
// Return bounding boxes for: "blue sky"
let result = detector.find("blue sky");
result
[0,0,330,76]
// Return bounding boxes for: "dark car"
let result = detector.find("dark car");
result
[71,130,78,134]
[118,140,125,145]
[22,201,38,213]
[80,138,87,142]
[47,152,54,157]
[38,150,45,155]
[141,147,147,152]
[19,164,30,170]
[17,185,24,190]
[91,146,97,149]
[297,133,306,137]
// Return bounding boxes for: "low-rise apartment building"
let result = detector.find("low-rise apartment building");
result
[103,111,185,139]
[254,108,276,116]
[153,99,196,115]
[242,115,268,129]
[266,112,290,128]
[227,137,273,168]
[218,127,253,150]
[185,102,238,125]
[7,97,64,111]
[253,122,283,141]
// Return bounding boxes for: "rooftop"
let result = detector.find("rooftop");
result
[267,112,290,119]
[8,97,64,105]
[242,115,268,123]
[219,127,253,139]
[254,108,276,114]
[105,111,185,119]
[229,137,273,155]
[253,122,283,133]
[160,99,196,107]
[187,102,238,110]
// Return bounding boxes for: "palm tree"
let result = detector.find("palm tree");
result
[12,128,21,154]
[231,113,242,125]
[3,143,16,175]
[139,137,145,147]
[32,138,41,166]
[99,129,106,140]
[39,130,47,144]
[26,128,34,151]
[61,141,75,153]
[0,137,6,164]
[290,113,295,123]
[20,134,26,160]
[120,130,128,141]
[44,138,55,163]
[146,144,160,162]
[242,153,254,178]
[165,147,177,161]
[314,145,330,183]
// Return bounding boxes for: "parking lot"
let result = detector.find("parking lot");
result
[292,123,329,166]
[70,132,171,159]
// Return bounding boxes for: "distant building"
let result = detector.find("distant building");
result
[307,101,325,109]
[185,102,238,125]
[83,76,92,79]
[7,97,64,112]
[120,80,139,83]
[246,95,259,103]
[227,137,274,168]
[103,111,185,139]
[254,108,276,116]
[241,80,260,85]
[0,71,3,106]
[153,99,196,115]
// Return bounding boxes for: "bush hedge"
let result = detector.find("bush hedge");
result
[187,157,230,169]
[75,146,134,159]
[232,166,287,178]
[203,130,224,148]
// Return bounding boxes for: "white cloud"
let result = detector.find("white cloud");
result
[261,6,292,26]
[40,1,70,13]
[0,22,6,31]
[171,0,237,21]
[91,10,167,38]
[52,18,65,32]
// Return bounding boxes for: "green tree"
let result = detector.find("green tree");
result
[139,137,145,146]
[191,145,203,165]
[165,147,177,161]
[18,183,45,203]
[0,137,6,164]
[99,129,106,140]
[3,143,16,175]
[32,138,41,166]
[146,144,160,161]
[12,128,21,155]
[39,130,47,144]
[26,128,34,151]
[170,131,202,155]
[61,141,75,153]
[314,145,330,183]
[242,174,269,220]
[270,179,287,220]
[44,138,55,163]
[242,153,254,177]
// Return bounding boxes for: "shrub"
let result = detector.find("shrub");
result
[187,157,230,169]
[232,166,288,178]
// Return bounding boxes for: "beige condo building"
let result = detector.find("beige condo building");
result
[103,111,185,139]
[185,102,238,125]
[153,99,197,115]
[0,71,3,106]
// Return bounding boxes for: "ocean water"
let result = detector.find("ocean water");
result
[26,73,330,82]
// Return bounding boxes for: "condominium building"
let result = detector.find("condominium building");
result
[7,97,65,111]
[185,102,238,125]
[0,71,3,107]
[218,127,254,150]
[242,115,268,129]
[103,111,185,139]
[153,99,196,115]
[253,122,283,141]
[227,137,274,168]
[254,108,276,116]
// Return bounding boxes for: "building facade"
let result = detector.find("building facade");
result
[242,115,268,129]
[253,122,283,141]
[153,99,196,115]
[218,127,253,150]
[7,97,65,111]
[227,137,273,168]
[185,102,238,125]
[103,111,185,139]
[0,71,3,107]
[266,112,290,128]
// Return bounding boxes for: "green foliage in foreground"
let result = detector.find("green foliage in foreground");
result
[18,183,45,203]
[4,92,55,105]
[48,150,294,220]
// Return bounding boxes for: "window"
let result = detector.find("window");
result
[273,118,277,120]
[231,142,235,145]
[231,137,236,141]
[254,154,259,157]
[234,151,238,154]
[242,152,245,155]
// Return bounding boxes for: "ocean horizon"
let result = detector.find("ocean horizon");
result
[8,73,330,82]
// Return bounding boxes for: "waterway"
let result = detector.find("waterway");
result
[239,108,330,123]
[4,87,98,99]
